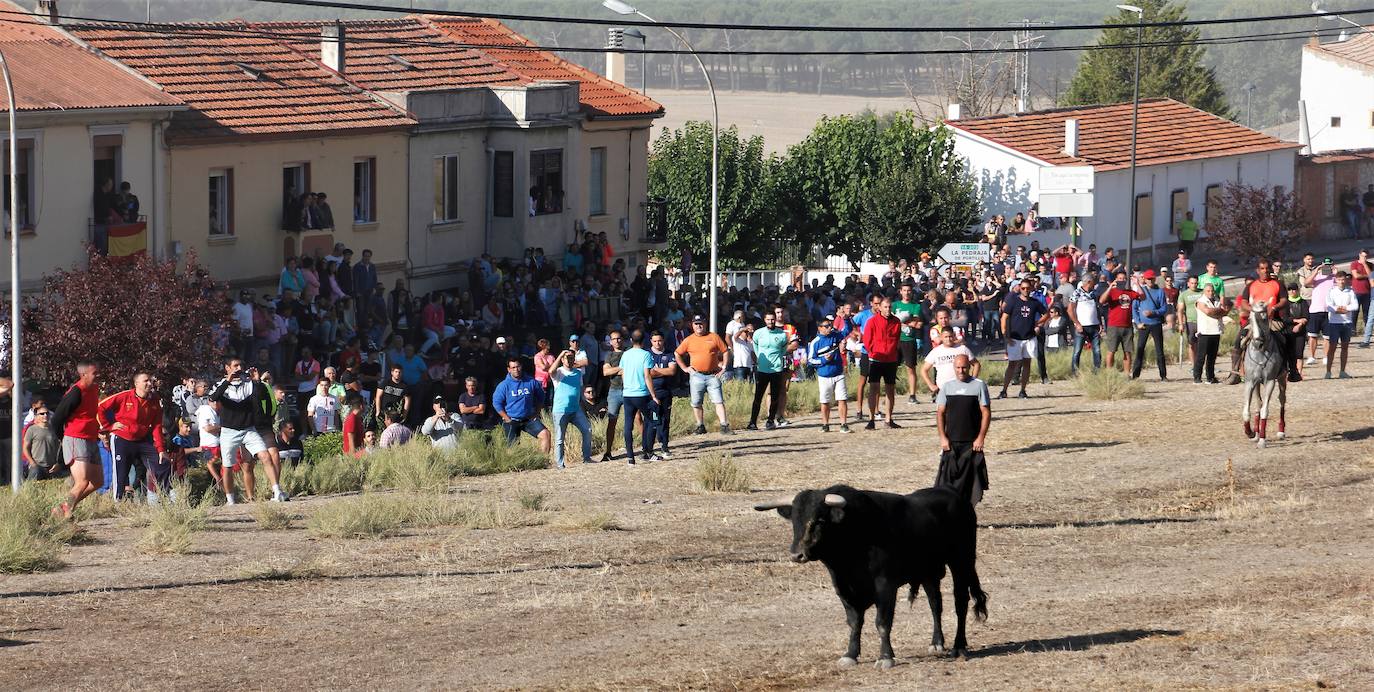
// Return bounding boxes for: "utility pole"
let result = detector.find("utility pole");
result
[1009,19,1051,113]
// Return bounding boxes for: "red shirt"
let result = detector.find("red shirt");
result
[98,389,167,452]
[1351,259,1371,295]
[1053,251,1073,275]
[53,380,101,440]
[1105,287,1139,328]
[342,410,363,456]
[862,313,901,362]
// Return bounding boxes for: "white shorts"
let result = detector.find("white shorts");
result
[817,374,848,404]
[219,427,266,468]
[1006,338,1037,361]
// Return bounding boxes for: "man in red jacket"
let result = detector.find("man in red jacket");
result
[48,362,103,519]
[99,372,169,501]
[861,296,902,430]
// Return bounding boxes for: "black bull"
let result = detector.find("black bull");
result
[755,485,988,668]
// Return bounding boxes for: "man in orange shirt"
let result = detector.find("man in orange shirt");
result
[1229,259,1287,381]
[674,315,733,435]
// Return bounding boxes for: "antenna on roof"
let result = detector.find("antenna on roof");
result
[387,55,418,70]
[231,62,265,80]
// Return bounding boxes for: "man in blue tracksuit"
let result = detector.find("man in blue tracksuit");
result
[808,316,852,433]
[492,356,552,453]
[1131,269,1170,381]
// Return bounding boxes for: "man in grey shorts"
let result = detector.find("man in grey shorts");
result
[48,362,104,519]
[210,358,279,504]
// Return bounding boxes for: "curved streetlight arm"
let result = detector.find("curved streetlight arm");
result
[634,10,722,334]
[2,48,19,493]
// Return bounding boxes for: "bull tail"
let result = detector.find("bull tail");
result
[907,583,919,608]
[969,568,989,623]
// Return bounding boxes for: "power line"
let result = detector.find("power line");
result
[251,0,1374,35]
[0,10,1350,60]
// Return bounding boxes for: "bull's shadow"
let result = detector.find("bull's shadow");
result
[1002,440,1124,454]
[968,628,1182,659]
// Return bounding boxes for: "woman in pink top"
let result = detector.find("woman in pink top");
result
[532,338,555,391]
[301,256,321,302]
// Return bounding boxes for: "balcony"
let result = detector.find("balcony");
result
[89,217,148,257]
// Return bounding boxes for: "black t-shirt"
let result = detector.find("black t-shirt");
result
[459,391,487,428]
[378,378,407,414]
[1001,293,1046,340]
[358,361,381,388]
[605,351,625,391]
[937,378,990,443]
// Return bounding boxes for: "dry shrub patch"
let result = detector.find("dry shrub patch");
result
[696,452,752,493]
[251,503,295,531]
[1077,368,1147,401]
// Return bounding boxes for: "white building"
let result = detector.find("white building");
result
[944,98,1301,268]
[1299,31,1374,155]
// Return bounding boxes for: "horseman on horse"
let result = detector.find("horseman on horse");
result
[1233,260,1289,447]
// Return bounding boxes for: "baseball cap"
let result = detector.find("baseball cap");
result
[569,334,579,341]
[692,314,706,323]
[433,395,445,403]
[822,313,836,322]
[1142,269,1157,279]
[495,336,507,344]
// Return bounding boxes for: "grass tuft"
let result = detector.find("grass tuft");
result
[461,432,550,475]
[518,492,547,512]
[305,494,407,539]
[135,487,211,555]
[553,509,622,532]
[695,452,752,493]
[1076,368,1147,401]
[251,503,295,530]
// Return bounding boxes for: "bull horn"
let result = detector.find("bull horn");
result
[824,494,847,507]
[753,500,792,511]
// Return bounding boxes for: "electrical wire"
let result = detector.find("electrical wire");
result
[250,0,1374,36]
[0,9,1353,58]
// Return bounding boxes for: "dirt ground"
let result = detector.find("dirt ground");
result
[4,350,1374,691]
[650,89,924,153]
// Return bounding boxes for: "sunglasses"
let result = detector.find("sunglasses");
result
[35,411,49,416]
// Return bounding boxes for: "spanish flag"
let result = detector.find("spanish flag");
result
[106,221,147,258]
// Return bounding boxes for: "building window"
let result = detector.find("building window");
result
[281,163,310,231]
[1369,111,1374,128]
[589,147,607,216]
[493,150,514,218]
[1133,193,1152,242]
[1331,116,1342,128]
[529,149,563,216]
[209,168,233,236]
[353,157,376,223]
[1204,184,1222,232]
[2,138,35,229]
[433,154,459,223]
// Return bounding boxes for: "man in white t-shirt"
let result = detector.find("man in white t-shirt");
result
[306,382,339,434]
[724,310,745,375]
[1068,273,1104,375]
[1304,262,1333,365]
[1325,271,1358,379]
[194,401,222,483]
[921,326,979,400]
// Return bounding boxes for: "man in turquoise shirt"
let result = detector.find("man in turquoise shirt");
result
[748,312,793,430]
[617,330,660,465]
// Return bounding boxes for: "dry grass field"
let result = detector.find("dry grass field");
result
[3,351,1374,690]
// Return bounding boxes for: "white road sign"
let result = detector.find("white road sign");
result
[937,242,991,265]
[1038,192,1094,217]
[1040,166,1095,192]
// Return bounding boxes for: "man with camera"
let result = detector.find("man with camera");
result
[210,358,285,504]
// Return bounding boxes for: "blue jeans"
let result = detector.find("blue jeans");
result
[1346,209,1361,239]
[1072,325,1102,373]
[553,409,592,468]
[621,395,658,461]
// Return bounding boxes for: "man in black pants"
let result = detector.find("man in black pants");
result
[747,313,792,430]
[647,331,678,458]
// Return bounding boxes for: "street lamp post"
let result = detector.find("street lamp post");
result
[2,49,20,493]
[623,28,648,94]
[1242,82,1256,128]
[602,0,721,333]
[1118,4,1144,274]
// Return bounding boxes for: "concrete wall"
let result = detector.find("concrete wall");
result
[1299,49,1374,154]
[0,114,163,289]
[165,131,410,291]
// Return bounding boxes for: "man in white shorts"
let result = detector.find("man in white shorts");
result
[194,399,222,484]
[808,316,852,433]
[921,326,980,401]
[210,358,279,504]
[999,277,1049,399]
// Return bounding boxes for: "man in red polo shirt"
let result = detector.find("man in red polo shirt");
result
[861,296,902,430]
[48,361,103,519]
[99,372,169,501]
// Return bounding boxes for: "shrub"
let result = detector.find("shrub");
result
[307,454,368,496]
[0,489,65,573]
[696,452,752,492]
[306,494,406,539]
[365,443,460,493]
[519,492,547,511]
[303,432,344,464]
[552,509,622,532]
[461,431,549,475]
[135,486,211,555]
[252,503,295,530]
[1076,368,1146,400]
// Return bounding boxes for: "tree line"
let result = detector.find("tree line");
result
[647,112,981,271]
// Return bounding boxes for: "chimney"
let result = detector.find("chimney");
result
[321,22,346,75]
[1064,118,1079,157]
[605,28,627,84]
[1298,100,1312,156]
[36,0,58,24]
[947,103,962,120]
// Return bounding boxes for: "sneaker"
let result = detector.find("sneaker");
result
[1193,378,1203,384]
[822,424,831,433]
[907,395,917,404]
[875,411,885,420]
[651,452,668,461]
[886,421,902,429]
[272,490,290,503]
[598,452,612,463]
[720,425,734,435]
[1325,371,1333,379]
[626,458,636,466]
[765,420,776,430]
[1207,378,1221,384]
[1018,391,1030,399]
[777,418,793,427]
[1359,342,1370,349]
[996,391,1007,400]
[839,424,853,434]
[745,423,759,431]
[1339,371,1353,379]
[582,458,596,465]
[1041,377,1049,385]
[1305,356,1316,365]
[1289,372,1303,383]
[694,424,707,435]
[865,420,876,430]
[226,495,237,506]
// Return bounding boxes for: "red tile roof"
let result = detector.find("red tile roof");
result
[256,17,663,120]
[1302,148,1374,165]
[1305,32,1374,70]
[0,14,181,113]
[67,21,415,144]
[945,98,1301,172]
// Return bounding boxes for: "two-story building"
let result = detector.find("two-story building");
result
[0,12,183,290]
[1296,31,1374,237]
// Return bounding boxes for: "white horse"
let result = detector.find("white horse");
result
[1241,301,1287,448]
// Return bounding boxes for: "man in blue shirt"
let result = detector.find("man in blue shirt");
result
[617,330,661,465]
[1131,269,1170,381]
[808,316,852,433]
[492,357,551,453]
[647,332,678,458]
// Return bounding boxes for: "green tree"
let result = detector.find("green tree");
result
[1061,0,1232,118]
[779,111,981,267]
[647,121,783,269]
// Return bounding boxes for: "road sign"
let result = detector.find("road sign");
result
[1040,165,1095,192]
[1038,192,1094,217]
[937,242,991,265]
